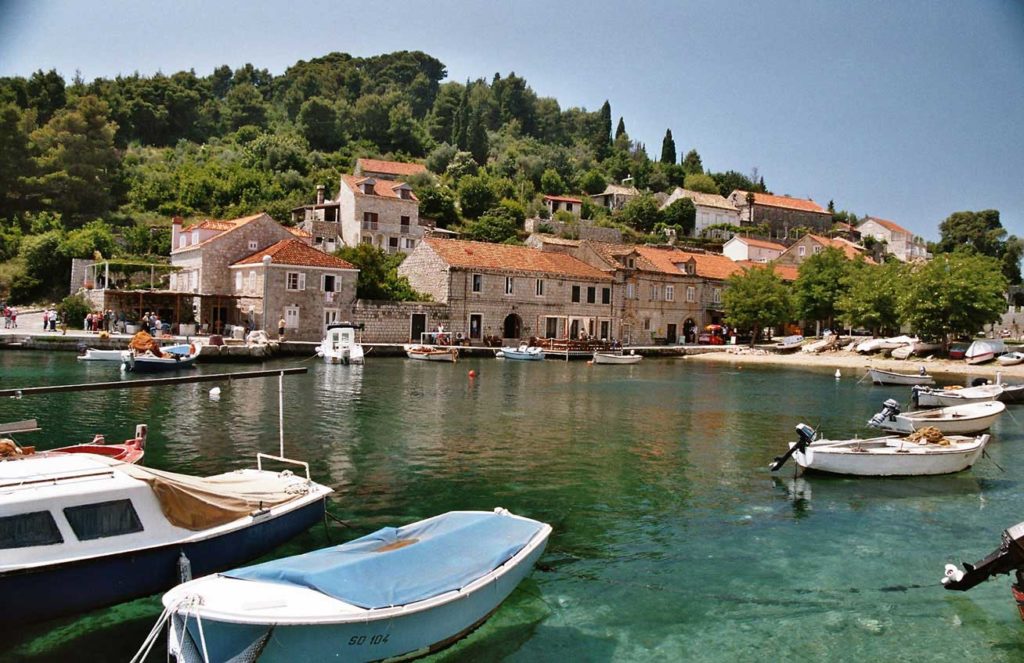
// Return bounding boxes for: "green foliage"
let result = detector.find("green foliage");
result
[723,265,793,345]
[898,252,1008,342]
[0,103,33,217]
[709,170,764,196]
[58,293,91,329]
[463,206,520,244]
[681,149,703,175]
[683,173,719,194]
[579,169,606,195]
[426,142,458,174]
[61,220,118,260]
[660,129,676,164]
[335,244,426,301]
[540,168,565,195]
[660,197,696,236]
[457,175,497,219]
[619,194,660,233]
[415,186,459,228]
[837,260,904,335]
[936,209,1021,284]
[298,97,344,151]
[793,247,853,327]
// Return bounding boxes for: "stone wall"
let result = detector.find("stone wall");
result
[524,218,623,243]
[69,258,95,294]
[339,181,422,253]
[354,300,451,343]
[397,243,451,303]
[260,264,358,342]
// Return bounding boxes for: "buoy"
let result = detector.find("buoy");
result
[209,386,221,400]
[835,369,841,380]
[468,370,477,378]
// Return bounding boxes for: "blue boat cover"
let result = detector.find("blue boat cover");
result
[224,511,544,609]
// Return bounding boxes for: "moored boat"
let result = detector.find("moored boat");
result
[162,509,551,663]
[317,322,365,365]
[498,344,545,360]
[867,367,934,386]
[912,384,1003,408]
[773,335,804,353]
[997,351,1024,366]
[405,345,459,362]
[592,351,642,365]
[1,421,148,464]
[0,452,331,626]
[77,348,130,362]
[770,423,990,477]
[965,339,1007,365]
[867,398,1005,435]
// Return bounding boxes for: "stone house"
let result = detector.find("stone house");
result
[543,195,583,218]
[590,183,640,211]
[169,213,312,332]
[857,216,930,262]
[661,188,740,236]
[228,239,358,341]
[399,238,615,343]
[354,158,427,180]
[727,191,833,240]
[722,236,786,263]
[774,233,874,266]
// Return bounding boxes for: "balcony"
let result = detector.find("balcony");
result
[361,220,379,231]
[400,225,411,235]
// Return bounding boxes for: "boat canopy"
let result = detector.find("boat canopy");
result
[224,511,544,609]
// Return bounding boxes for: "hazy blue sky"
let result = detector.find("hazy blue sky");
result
[2,0,1022,240]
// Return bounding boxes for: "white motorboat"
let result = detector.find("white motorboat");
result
[405,345,459,362]
[0,451,331,626]
[856,335,916,354]
[867,398,1006,435]
[773,335,804,353]
[867,367,934,386]
[317,322,365,365]
[161,509,551,663]
[592,351,642,365]
[770,423,989,477]
[912,384,1004,408]
[77,348,130,362]
[497,345,545,361]
[891,341,943,360]
[997,351,1024,366]
[965,339,1007,365]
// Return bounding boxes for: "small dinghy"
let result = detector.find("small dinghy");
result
[405,345,459,362]
[592,351,642,365]
[867,367,934,386]
[769,423,990,477]
[77,348,130,362]
[162,509,551,663]
[912,384,1003,408]
[997,351,1024,366]
[867,398,1006,435]
[498,344,545,360]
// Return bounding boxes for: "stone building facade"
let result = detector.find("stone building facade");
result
[661,188,740,236]
[352,300,451,344]
[774,234,874,266]
[399,238,616,343]
[727,191,833,240]
[857,216,930,262]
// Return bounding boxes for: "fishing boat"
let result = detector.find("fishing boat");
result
[965,339,1007,364]
[912,384,1003,408]
[0,451,331,626]
[592,351,643,365]
[891,341,943,360]
[77,348,130,362]
[773,335,804,353]
[405,345,458,362]
[316,322,365,365]
[942,520,1024,619]
[769,423,990,477]
[497,344,545,360]
[867,398,1006,435]
[160,509,551,663]
[867,367,934,386]
[1,420,147,464]
[997,351,1024,366]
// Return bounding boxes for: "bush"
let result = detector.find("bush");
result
[58,293,91,329]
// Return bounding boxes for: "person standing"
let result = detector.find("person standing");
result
[42,309,49,330]
[278,316,286,341]
[49,309,57,332]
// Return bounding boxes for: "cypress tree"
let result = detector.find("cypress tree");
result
[467,106,489,165]
[660,129,676,164]
[451,80,471,150]
[615,117,626,139]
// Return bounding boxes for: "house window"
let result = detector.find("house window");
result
[286,272,306,291]
[472,274,482,293]
[388,237,399,252]
[249,270,256,292]
[323,274,337,292]
[536,279,544,296]
[626,283,635,299]
[400,216,410,233]
[248,240,258,251]
[626,257,635,269]
[813,245,822,254]
[178,236,186,249]
[191,230,198,244]
[235,271,242,291]
[798,246,806,257]
[713,288,722,304]
[686,286,696,302]
[665,285,674,302]
[189,271,197,291]
[650,285,659,301]
[404,238,416,249]
[571,285,581,303]
[469,313,482,339]
[362,212,379,230]
[505,276,514,295]
[0,511,63,549]
[644,318,651,331]
[64,499,144,541]
[284,306,300,329]
[602,287,610,304]
[587,286,596,304]
[545,317,559,338]
[566,203,574,212]
[361,236,373,244]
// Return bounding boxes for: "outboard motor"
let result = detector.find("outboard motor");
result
[943,521,1024,620]
[911,385,922,408]
[867,399,902,429]
[769,423,816,472]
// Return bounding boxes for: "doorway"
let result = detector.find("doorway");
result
[503,313,522,339]
[469,314,482,340]
[667,323,677,344]
[410,313,426,343]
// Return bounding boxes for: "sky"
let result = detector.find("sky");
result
[1,0,1022,242]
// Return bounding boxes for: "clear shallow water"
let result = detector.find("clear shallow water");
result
[2,352,1024,662]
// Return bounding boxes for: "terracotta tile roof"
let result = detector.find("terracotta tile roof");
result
[735,191,829,214]
[531,233,582,247]
[662,188,738,212]
[355,158,427,178]
[860,216,912,236]
[592,184,639,197]
[737,261,799,282]
[286,226,312,238]
[233,239,357,269]
[803,234,876,263]
[341,175,419,201]
[731,236,786,252]
[544,195,584,204]
[424,238,610,281]
[668,249,746,280]
[173,213,269,253]
[585,241,743,281]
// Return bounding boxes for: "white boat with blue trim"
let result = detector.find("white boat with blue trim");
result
[496,345,545,360]
[162,509,551,663]
[316,322,365,365]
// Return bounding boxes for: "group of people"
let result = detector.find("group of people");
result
[40,308,61,332]
[84,310,119,333]
[2,304,17,329]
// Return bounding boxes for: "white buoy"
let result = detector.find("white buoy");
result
[209,386,221,400]
[835,369,841,380]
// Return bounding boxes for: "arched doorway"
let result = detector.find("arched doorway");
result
[503,313,523,339]
[683,318,696,344]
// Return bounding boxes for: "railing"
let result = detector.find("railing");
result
[256,453,311,480]
[400,225,410,235]
[535,338,612,353]
[361,221,379,230]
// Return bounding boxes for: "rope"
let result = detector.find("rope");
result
[129,598,185,663]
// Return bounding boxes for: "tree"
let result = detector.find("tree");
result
[723,265,794,346]
[592,100,612,159]
[681,149,703,175]
[683,173,719,194]
[540,168,565,195]
[660,197,696,236]
[298,97,342,151]
[0,103,33,217]
[837,260,904,335]
[660,129,676,164]
[457,175,497,219]
[416,187,459,228]
[615,117,626,139]
[466,106,489,165]
[619,193,660,233]
[335,244,425,301]
[936,209,1021,284]
[462,206,519,243]
[579,169,606,195]
[222,83,268,130]
[898,252,1008,343]
[793,247,853,331]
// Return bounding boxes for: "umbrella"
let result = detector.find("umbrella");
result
[705,324,723,331]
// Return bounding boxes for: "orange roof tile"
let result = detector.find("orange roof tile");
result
[584,242,743,281]
[232,239,357,269]
[669,249,746,280]
[544,195,584,204]
[737,191,829,214]
[342,175,419,201]
[173,213,269,252]
[424,238,610,281]
[356,158,427,177]
[802,234,876,264]
[736,261,800,282]
[861,216,912,236]
[286,226,312,238]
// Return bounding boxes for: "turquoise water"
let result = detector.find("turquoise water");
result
[2,352,1024,662]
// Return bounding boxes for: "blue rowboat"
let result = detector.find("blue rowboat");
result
[163,509,551,662]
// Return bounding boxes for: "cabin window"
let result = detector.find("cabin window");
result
[602,287,611,304]
[0,511,63,549]
[322,274,337,292]
[587,286,596,304]
[63,499,143,541]
[286,272,305,291]
[571,285,581,303]
[472,274,482,293]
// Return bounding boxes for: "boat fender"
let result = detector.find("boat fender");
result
[91,434,106,445]
[178,552,192,584]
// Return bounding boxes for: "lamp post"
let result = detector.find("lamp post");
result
[262,254,272,333]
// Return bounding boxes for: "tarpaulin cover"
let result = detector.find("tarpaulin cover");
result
[224,511,544,609]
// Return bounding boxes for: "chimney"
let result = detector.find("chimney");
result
[316,184,325,205]
[171,217,183,251]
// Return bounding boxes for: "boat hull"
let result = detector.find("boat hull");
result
[913,386,1002,407]
[125,354,198,372]
[879,402,1006,435]
[0,497,326,626]
[77,349,129,362]
[867,368,934,386]
[592,353,642,365]
[406,349,457,362]
[794,437,988,476]
[499,348,544,361]
[167,525,550,663]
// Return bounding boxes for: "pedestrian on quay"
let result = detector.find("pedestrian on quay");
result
[49,309,57,332]
[42,309,49,330]
[10,307,17,328]
[278,316,286,341]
